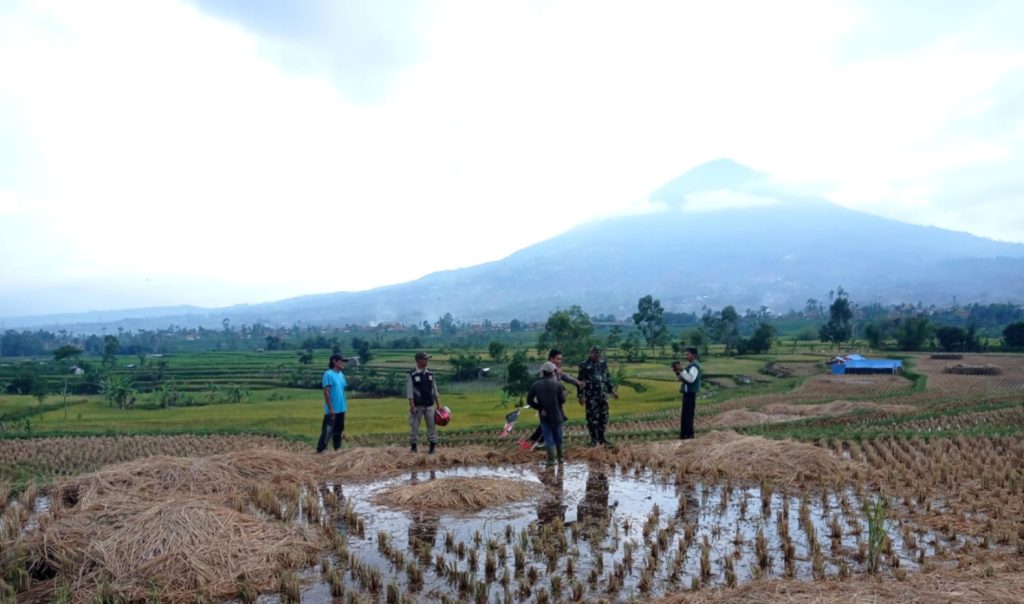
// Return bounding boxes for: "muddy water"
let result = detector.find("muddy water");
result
[262,461,936,603]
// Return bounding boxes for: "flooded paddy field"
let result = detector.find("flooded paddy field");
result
[263,461,944,603]
[1,424,1021,602]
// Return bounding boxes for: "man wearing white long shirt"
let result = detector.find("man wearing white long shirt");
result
[673,347,701,439]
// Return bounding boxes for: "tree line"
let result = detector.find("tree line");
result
[4,298,1024,361]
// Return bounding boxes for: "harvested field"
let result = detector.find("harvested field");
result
[4,350,1024,603]
[700,400,919,430]
[792,373,914,398]
[943,363,1002,375]
[2,429,1021,602]
[705,409,780,427]
[653,560,1024,603]
[913,353,1024,393]
[374,476,540,511]
[881,403,1024,434]
[766,361,822,377]
[763,400,918,417]
[0,434,306,486]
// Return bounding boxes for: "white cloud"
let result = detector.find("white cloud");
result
[682,191,779,213]
[0,0,1022,315]
[0,190,25,215]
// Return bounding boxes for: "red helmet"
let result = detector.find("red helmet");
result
[434,405,451,427]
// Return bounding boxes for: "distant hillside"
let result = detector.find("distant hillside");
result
[6,159,1024,331]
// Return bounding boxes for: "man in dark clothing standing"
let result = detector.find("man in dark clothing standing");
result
[523,348,583,450]
[673,346,701,439]
[407,351,440,453]
[577,345,618,447]
[526,361,566,465]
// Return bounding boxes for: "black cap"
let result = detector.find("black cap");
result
[415,351,432,360]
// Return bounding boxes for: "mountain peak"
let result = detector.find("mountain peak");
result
[651,158,767,203]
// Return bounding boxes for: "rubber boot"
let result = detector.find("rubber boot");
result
[411,442,417,453]
[545,447,555,466]
[556,445,564,464]
[429,442,436,455]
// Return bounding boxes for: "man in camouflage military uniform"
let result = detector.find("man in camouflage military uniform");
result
[577,345,618,446]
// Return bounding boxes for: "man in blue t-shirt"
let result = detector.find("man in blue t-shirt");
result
[317,353,349,452]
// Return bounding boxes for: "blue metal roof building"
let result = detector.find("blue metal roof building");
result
[830,355,903,375]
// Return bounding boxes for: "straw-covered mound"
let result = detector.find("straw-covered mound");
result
[763,400,917,417]
[53,448,320,509]
[943,363,1003,375]
[214,447,321,486]
[21,498,320,603]
[374,476,540,511]
[53,455,243,509]
[568,431,855,486]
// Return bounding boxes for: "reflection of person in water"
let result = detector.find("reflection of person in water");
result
[576,468,610,538]
[409,509,440,551]
[407,470,440,550]
[677,490,700,528]
[536,466,566,524]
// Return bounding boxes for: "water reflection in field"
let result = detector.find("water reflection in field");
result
[271,461,931,603]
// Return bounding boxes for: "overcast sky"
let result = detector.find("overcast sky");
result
[1,0,1022,317]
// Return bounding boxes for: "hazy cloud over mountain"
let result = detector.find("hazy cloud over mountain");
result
[1,0,1022,317]
[187,0,429,102]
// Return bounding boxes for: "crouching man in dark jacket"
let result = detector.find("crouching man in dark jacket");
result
[527,361,567,466]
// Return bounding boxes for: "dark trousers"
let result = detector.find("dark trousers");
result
[316,413,345,452]
[540,423,564,448]
[679,392,696,439]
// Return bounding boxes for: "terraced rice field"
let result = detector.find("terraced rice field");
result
[1,350,1023,602]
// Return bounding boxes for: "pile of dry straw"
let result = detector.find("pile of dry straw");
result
[374,476,540,511]
[569,430,856,486]
[22,448,324,602]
